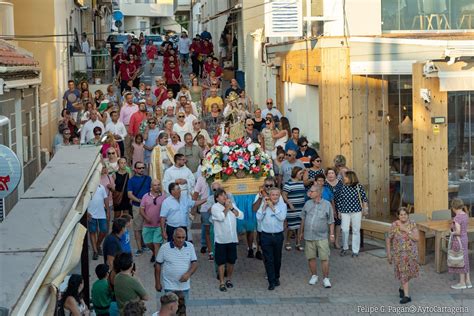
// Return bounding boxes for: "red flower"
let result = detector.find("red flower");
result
[243,153,250,161]
[252,167,260,173]
[225,167,234,175]
[236,138,244,145]
[229,153,237,161]
[230,142,236,146]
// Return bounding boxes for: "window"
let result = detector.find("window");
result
[140,21,147,33]
[382,0,474,32]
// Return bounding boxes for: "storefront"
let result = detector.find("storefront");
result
[268,36,474,219]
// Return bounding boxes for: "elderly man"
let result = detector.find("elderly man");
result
[257,188,287,290]
[183,102,198,125]
[261,98,282,121]
[177,133,203,174]
[224,78,242,98]
[155,228,198,303]
[163,153,195,195]
[105,110,127,157]
[211,189,244,292]
[160,183,206,242]
[155,292,179,316]
[80,110,104,144]
[299,185,335,288]
[161,105,177,127]
[119,92,139,158]
[280,149,305,184]
[154,77,168,107]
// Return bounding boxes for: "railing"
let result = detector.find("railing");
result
[71,50,113,84]
[382,0,474,32]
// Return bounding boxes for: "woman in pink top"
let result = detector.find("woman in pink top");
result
[131,133,145,167]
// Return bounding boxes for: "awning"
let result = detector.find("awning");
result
[436,61,474,92]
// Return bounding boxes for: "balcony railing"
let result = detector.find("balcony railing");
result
[382,0,474,32]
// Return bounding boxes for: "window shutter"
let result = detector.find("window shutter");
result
[265,0,303,37]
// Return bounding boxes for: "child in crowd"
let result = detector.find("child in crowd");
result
[131,133,145,167]
[91,264,112,316]
[119,214,132,254]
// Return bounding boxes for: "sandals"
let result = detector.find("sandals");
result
[225,280,234,288]
[219,284,227,292]
[296,245,304,251]
[285,243,292,251]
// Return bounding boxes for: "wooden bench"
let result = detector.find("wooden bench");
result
[360,219,392,247]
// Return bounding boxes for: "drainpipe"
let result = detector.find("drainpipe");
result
[34,85,41,172]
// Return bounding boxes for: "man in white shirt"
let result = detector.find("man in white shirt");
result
[162,90,178,111]
[105,110,128,157]
[178,31,191,67]
[211,188,244,292]
[81,110,105,144]
[163,153,195,196]
[87,183,110,260]
[261,98,282,122]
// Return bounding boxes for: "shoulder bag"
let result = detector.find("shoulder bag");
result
[113,173,129,208]
[447,234,465,268]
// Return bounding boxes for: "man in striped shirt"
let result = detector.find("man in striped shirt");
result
[155,228,198,302]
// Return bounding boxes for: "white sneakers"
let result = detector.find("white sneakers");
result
[323,278,332,288]
[451,283,467,290]
[309,275,331,288]
[309,275,318,285]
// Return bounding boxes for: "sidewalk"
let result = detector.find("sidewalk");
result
[90,228,474,315]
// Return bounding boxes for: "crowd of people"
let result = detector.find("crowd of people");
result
[55,30,471,316]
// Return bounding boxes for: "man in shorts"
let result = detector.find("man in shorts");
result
[299,185,335,288]
[211,189,243,292]
[87,184,110,260]
[178,31,191,68]
[140,179,166,263]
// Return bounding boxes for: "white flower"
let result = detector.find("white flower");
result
[222,146,230,154]
[248,143,256,152]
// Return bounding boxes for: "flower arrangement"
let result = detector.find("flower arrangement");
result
[201,137,274,182]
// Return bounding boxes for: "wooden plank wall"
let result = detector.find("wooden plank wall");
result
[352,75,390,218]
[279,48,321,86]
[412,63,448,217]
[319,47,352,168]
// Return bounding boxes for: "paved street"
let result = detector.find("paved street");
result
[90,227,474,316]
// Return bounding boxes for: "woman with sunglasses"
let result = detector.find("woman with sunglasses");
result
[203,103,224,139]
[101,132,121,158]
[303,155,325,190]
[170,132,184,152]
[282,166,306,251]
[173,111,192,141]
[274,117,290,149]
[273,147,286,188]
[325,168,343,249]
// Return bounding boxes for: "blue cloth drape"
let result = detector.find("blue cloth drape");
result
[234,193,257,234]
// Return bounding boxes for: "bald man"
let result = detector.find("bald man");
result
[140,179,167,262]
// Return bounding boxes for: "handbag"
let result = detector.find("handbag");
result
[113,173,128,208]
[447,234,465,268]
[356,185,369,217]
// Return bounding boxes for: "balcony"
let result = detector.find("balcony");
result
[174,0,191,13]
[382,0,474,32]
[119,0,174,17]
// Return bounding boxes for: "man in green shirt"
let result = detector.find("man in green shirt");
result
[114,253,149,312]
[91,264,112,315]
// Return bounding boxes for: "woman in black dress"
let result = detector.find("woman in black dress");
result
[113,157,131,218]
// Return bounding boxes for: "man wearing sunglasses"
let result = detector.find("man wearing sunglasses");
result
[252,177,285,260]
[140,179,166,263]
[261,98,282,122]
[280,149,305,185]
[128,162,152,256]
[296,136,318,168]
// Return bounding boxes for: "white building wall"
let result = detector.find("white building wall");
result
[283,82,320,144]
[323,0,381,36]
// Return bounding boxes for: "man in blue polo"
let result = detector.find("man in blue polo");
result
[127,161,152,256]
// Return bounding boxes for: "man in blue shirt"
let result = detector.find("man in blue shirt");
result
[285,127,300,152]
[256,188,287,290]
[62,80,81,122]
[127,161,152,255]
[161,182,207,242]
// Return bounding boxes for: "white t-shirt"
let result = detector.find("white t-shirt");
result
[178,37,191,54]
[87,185,108,219]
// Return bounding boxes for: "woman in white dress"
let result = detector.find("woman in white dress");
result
[173,111,192,140]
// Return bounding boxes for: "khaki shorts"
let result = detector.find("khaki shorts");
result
[305,239,330,261]
[132,205,144,231]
